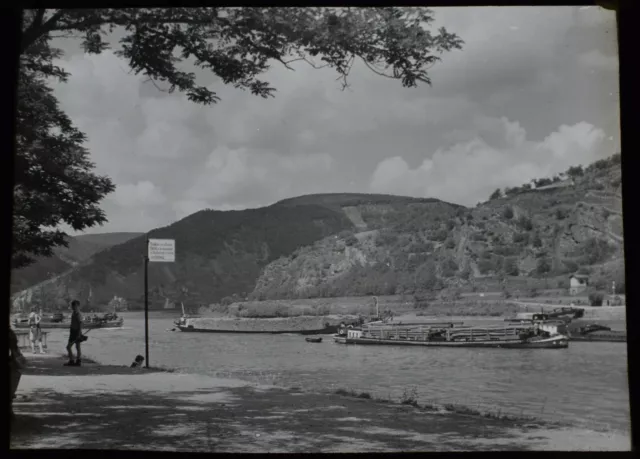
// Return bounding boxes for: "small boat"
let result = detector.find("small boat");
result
[567,323,626,342]
[305,337,322,343]
[505,308,583,323]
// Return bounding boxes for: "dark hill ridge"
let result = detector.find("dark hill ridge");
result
[274,193,452,209]
[12,195,460,310]
[10,232,142,294]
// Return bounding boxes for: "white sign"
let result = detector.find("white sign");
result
[148,239,175,262]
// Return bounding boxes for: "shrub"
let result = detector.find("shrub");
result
[566,165,584,178]
[400,387,419,407]
[445,239,456,249]
[517,216,533,231]
[503,206,514,219]
[588,291,605,306]
[345,235,358,246]
[432,229,448,242]
[513,232,529,245]
[504,257,519,276]
[555,209,566,220]
[532,233,542,248]
[536,258,551,275]
[578,238,615,265]
[478,259,495,275]
[529,288,539,298]
[563,259,578,272]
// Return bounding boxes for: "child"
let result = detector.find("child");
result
[130,355,145,368]
[28,308,44,354]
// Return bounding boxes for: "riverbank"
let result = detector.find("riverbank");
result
[10,354,629,451]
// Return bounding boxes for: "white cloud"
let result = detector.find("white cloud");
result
[181,146,333,210]
[111,181,167,208]
[370,118,607,206]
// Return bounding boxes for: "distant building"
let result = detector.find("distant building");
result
[569,274,589,295]
[532,179,575,192]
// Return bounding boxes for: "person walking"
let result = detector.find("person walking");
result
[28,308,44,354]
[65,300,84,367]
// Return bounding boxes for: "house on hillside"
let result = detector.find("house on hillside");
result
[533,179,575,192]
[569,274,589,295]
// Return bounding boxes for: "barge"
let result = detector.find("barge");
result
[175,315,359,335]
[334,323,569,349]
[567,323,626,343]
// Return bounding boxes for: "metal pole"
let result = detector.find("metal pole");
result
[144,239,149,368]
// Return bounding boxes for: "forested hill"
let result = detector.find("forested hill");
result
[13,195,461,310]
[10,232,142,294]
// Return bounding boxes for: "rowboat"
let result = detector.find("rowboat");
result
[334,323,569,349]
[305,337,323,343]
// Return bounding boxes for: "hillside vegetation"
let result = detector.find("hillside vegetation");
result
[12,155,624,312]
[10,232,142,294]
[250,154,624,301]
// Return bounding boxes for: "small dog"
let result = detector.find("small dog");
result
[130,355,145,368]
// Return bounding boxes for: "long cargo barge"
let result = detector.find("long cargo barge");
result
[176,323,340,335]
[334,324,569,349]
[174,315,361,335]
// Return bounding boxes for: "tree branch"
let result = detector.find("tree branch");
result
[21,9,67,53]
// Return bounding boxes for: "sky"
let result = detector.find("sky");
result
[48,6,620,235]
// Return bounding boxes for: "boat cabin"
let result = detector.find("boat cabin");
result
[347,329,363,339]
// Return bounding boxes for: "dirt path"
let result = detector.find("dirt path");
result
[10,355,628,452]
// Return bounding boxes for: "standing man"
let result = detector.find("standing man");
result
[65,300,83,367]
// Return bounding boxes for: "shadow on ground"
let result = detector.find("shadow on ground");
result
[11,384,542,452]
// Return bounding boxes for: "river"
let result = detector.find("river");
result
[41,311,630,435]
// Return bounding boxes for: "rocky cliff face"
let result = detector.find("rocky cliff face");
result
[250,154,624,300]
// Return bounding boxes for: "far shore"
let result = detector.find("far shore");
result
[10,354,630,452]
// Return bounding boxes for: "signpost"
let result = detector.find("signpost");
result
[144,238,175,368]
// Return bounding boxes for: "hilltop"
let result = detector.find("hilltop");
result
[11,155,624,311]
[250,154,624,301]
[10,232,142,294]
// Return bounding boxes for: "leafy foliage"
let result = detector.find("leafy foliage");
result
[489,188,502,200]
[14,43,115,268]
[22,8,463,102]
[588,291,604,306]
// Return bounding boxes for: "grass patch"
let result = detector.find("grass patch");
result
[334,386,542,424]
